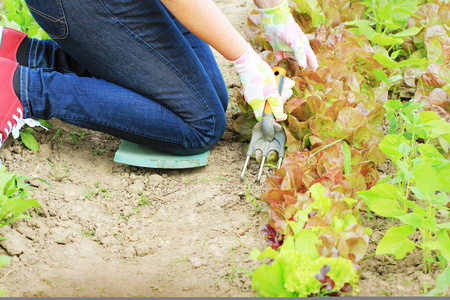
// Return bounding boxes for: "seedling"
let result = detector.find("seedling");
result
[67,130,86,145]
[93,149,108,156]
[83,230,95,236]
[426,266,450,296]
[169,254,189,265]
[225,247,245,281]
[119,213,132,224]
[84,181,110,199]
[244,174,262,215]
[403,279,410,287]
[18,127,39,152]
[50,126,64,146]
[194,238,209,250]
[138,194,152,207]
[422,282,429,295]
[234,235,245,248]
[0,166,40,226]
[50,126,86,146]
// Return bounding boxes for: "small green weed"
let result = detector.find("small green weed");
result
[84,181,110,199]
[93,149,108,156]
[67,130,86,145]
[49,162,70,182]
[244,174,262,215]
[83,230,95,237]
[217,247,245,281]
[50,126,86,146]
[195,238,209,250]
[169,254,189,265]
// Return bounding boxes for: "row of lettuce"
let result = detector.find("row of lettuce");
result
[236,0,450,296]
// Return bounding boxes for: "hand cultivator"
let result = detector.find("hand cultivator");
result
[241,67,287,182]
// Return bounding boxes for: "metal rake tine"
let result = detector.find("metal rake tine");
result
[241,155,251,180]
[257,155,266,183]
[277,156,283,169]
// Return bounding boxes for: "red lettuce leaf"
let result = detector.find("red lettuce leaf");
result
[263,224,284,250]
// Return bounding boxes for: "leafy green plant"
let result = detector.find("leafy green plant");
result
[243,35,384,290]
[400,1,450,120]
[241,0,450,295]
[263,183,370,263]
[359,136,449,270]
[250,231,359,297]
[405,2,450,62]
[357,100,450,273]
[380,100,450,186]
[346,0,421,48]
[19,126,39,152]
[358,181,449,272]
[427,265,450,296]
[0,166,40,226]
[0,0,48,38]
[15,120,53,152]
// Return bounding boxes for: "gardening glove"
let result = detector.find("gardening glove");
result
[258,0,318,71]
[232,44,294,122]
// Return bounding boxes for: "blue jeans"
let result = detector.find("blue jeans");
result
[21,0,228,155]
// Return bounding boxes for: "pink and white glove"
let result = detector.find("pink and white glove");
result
[232,45,294,121]
[258,0,318,71]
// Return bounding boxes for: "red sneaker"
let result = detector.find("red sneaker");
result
[0,26,28,61]
[0,57,42,149]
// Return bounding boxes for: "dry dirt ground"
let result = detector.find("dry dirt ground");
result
[0,0,447,297]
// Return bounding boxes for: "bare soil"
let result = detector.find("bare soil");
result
[0,0,447,297]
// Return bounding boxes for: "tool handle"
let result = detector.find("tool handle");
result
[263,67,286,115]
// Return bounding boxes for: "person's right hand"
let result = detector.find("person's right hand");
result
[232,45,294,121]
[258,0,318,71]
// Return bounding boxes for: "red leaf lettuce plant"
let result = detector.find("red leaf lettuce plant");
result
[241,0,450,296]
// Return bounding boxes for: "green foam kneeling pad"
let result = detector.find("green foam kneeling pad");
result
[114,140,210,169]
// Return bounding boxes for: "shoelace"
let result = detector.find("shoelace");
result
[0,107,46,158]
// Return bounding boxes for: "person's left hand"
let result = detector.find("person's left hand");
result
[258,0,318,71]
[232,45,294,121]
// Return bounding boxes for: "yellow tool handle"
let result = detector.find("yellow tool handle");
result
[264,67,287,114]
